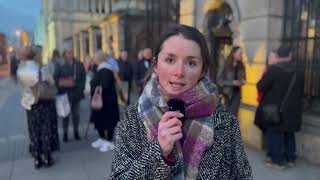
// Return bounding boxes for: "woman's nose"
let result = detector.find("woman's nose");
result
[173,63,184,77]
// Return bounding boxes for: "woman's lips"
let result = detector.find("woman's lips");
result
[169,82,185,88]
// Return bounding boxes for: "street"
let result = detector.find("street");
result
[0,77,319,180]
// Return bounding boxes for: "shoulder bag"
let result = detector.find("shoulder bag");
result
[262,73,296,125]
[91,85,103,110]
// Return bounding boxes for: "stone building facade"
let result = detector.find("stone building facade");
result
[41,0,106,63]
[179,0,320,164]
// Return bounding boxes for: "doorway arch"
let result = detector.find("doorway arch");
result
[204,1,234,80]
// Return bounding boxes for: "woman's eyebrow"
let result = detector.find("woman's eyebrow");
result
[185,55,199,59]
[162,52,200,60]
[164,53,176,57]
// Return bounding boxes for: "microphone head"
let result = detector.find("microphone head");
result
[167,98,185,122]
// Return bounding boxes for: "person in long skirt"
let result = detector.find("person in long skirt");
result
[17,46,56,169]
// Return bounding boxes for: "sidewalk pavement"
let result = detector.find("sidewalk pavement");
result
[0,64,9,77]
[1,144,320,180]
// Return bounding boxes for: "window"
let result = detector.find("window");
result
[95,0,99,13]
[283,0,320,112]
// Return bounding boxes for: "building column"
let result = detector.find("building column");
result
[98,0,102,14]
[104,0,109,14]
[88,26,100,58]
[100,23,109,54]
[179,0,195,26]
[90,0,96,13]
[79,30,89,62]
[73,33,80,59]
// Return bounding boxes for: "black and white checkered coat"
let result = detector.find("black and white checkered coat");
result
[110,104,252,180]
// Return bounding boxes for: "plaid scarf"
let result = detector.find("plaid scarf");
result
[138,73,219,179]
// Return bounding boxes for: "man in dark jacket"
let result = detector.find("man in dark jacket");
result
[54,48,86,142]
[9,50,19,82]
[257,45,304,169]
[118,50,133,105]
[135,48,152,93]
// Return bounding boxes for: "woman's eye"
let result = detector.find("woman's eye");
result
[165,58,175,64]
[187,60,197,67]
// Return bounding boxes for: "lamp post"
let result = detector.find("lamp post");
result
[15,30,22,48]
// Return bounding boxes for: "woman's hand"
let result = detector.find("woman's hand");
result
[241,79,246,85]
[158,111,184,157]
[233,80,241,86]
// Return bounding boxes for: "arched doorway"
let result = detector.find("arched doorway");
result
[205,2,233,80]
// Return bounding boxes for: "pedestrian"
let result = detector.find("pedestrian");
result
[105,52,119,73]
[110,24,252,179]
[90,51,119,152]
[217,46,246,117]
[9,49,19,83]
[35,46,60,153]
[256,45,304,169]
[47,49,61,76]
[135,48,152,94]
[54,48,86,142]
[17,46,56,169]
[104,52,126,104]
[118,49,133,105]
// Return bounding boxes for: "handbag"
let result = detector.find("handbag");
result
[31,66,57,101]
[262,73,297,125]
[91,85,103,110]
[55,93,71,118]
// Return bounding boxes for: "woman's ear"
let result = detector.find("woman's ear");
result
[153,64,158,74]
[152,57,158,74]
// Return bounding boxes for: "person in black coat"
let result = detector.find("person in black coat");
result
[135,48,152,93]
[54,48,86,142]
[256,45,304,169]
[90,51,119,152]
[118,50,133,105]
[9,50,19,82]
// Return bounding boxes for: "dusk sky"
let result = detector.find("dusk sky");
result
[0,0,41,36]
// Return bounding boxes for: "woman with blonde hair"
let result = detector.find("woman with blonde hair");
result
[90,51,119,152]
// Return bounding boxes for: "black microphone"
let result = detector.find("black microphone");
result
[167,98,185,123]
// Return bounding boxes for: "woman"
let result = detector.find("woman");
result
[90,51,120,152]
[36,46,60,153]
[110,25,252,179]
[47,49,61,76]
[17,46,56,169]
[217,46,246,116]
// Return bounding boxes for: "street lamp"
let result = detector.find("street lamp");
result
[15,30,21,37]
[15,30,22,47]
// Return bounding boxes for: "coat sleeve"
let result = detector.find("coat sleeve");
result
[110,109,177,179]
[53,63,61,88]
[76,62,86,91]
[90,72,99,97]
[217,64,234,87]
[257,67,274,93]
[230,116,253,180]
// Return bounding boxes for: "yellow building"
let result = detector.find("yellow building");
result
[179,0,320,164]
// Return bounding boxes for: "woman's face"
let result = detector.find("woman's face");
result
[154,35,203,96]
[233,48,243,62]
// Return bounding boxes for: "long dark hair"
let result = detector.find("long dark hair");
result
[144,24,211,83]
[52,49,60,59]
[223,46,244,77]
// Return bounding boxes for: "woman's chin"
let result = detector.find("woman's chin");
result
[166,87,187,96]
